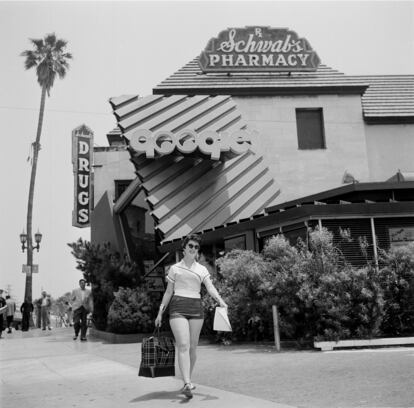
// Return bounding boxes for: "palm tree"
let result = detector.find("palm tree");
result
[21,33,72,302]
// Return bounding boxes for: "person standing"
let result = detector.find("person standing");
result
[71,279,93,341]
[154,234,228,399]
[40,291,51,330]
[0,290,6,339]
[5,296,16,333]
[20,298,34,331]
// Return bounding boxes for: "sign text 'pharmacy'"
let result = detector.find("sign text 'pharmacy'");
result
[199,27,320,72]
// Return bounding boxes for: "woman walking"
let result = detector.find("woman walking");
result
[155,234,227,399]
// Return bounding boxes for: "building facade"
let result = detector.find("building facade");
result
[88,27,414,276]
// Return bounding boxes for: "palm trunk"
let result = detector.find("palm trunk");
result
[24,85,47,303]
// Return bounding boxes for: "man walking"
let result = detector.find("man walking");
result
[5,295,16,333]
[71,279,93,341]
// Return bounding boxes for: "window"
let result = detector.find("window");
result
[114,179,133,200]
[224,234,246,251]
[295,108,325,149]
[389,227,414,248]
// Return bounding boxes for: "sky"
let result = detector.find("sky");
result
[0,0,413,303]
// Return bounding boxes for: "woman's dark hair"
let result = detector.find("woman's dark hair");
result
[182,234,202,249]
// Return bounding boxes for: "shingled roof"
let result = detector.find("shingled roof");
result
[153,58,414,122]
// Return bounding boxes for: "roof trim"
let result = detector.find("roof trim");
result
[364,115,414,124]
[153,85,368,96]
[265,181,414,214]
[158,201,414,252]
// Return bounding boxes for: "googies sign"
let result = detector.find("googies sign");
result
[129,128,253,160]
[199,27,320,72]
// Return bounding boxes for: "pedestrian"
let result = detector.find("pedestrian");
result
[71,279,93,341]
[5,295,16,333]
[0,289,6,339]
[20,298,34,331]
[154,234,228,399]
[40,291,52,330]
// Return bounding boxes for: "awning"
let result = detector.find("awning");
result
[110,94,280,244]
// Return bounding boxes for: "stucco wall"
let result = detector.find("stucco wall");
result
[365,123,414,181]
[92,147,155,239]
[234,94,370,202]
[93,148,135,206]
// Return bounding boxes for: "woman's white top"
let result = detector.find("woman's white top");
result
[167,260,213,298]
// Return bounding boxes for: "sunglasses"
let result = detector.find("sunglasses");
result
[187,243,200,250]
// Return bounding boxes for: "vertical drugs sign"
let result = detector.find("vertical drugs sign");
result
[72,124,93,228]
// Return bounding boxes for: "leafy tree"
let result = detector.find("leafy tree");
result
[51,292,72,318]
[68,239,144,330]
[21,33,72,302]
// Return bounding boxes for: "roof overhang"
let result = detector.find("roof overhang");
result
[159,200,414,252]
[266,181,414,213]
[153,85,369,97]
[109,94,280,245]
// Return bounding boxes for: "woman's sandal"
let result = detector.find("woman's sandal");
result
[181,383,193,399]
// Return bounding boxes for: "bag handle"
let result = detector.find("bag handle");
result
[153,326,161,337]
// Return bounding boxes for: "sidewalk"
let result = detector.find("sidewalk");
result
[0,328,293,408]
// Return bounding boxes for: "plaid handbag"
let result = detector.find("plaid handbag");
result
[138,328,175,378]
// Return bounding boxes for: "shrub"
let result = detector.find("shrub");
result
[107,287,156,334]
[261,235,304,339]
[262,228,384,342]
[215,249,271,341]
[379,243,414,336]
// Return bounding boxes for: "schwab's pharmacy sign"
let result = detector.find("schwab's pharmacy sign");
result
[199,27,320,72]
[72,125,93,228]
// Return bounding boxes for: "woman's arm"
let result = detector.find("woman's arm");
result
[155,280,174,327]
[204,278,227,309]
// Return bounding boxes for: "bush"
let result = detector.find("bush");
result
[379,243,414,336]
[107,287,156,334]
[300,229,383,341]
[216,228,386,343]
[261,235,305,340]
[215,249,272,341]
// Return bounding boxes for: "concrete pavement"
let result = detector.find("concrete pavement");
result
[0,327,293,408]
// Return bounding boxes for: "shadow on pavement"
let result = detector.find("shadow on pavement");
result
[130,389,219,404]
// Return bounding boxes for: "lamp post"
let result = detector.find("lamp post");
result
[19,229,42,302]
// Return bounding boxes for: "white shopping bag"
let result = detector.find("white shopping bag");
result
[213,307,232,332]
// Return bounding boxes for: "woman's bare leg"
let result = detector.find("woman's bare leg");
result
[189,318,204,379]
[170,318,191,384]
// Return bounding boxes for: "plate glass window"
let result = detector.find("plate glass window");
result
[296,108,326,150]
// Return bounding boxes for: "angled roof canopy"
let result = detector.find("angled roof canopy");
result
[110,94,280,244]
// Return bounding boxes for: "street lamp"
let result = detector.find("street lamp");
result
[20,229,42,252]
